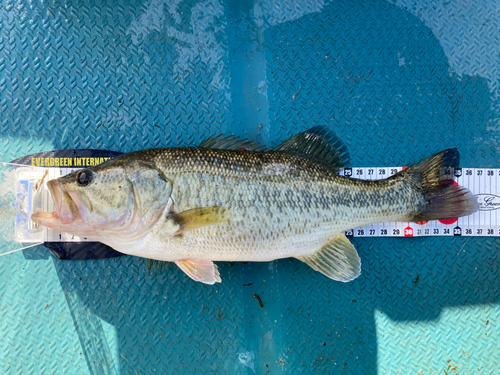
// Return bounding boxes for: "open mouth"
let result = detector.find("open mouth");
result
[31,180,78,225]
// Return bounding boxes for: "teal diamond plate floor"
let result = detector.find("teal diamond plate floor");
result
[0,0,499,373]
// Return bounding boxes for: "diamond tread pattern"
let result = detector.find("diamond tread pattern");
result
[0,0,499,374]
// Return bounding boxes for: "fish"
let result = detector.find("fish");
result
[31,128,479,284]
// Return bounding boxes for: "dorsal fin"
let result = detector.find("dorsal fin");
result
[200,127,350,172]
[200,134,269,152]
[273,126,350,172]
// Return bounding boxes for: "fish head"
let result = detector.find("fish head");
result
[31,161,173,242]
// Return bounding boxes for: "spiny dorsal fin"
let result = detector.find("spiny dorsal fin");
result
[175,259,222,284]
[296,233,361,282]
[200,134,269,152]
[273,126,350,172]
[166,206,229,237]
[200,128,349,172]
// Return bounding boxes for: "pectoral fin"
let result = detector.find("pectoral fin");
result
[296,234,361,282]
[175,259,222,284]
[167,206,229,237]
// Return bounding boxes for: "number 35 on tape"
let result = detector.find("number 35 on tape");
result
[341,167,500,238]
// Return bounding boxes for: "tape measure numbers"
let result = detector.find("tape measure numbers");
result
[340,167,499,237]
[19,165,500,242]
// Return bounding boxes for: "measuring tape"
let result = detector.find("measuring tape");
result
[16,164,500,242]
[340,167,500,237]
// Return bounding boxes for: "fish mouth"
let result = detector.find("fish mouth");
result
[31,180,79,226]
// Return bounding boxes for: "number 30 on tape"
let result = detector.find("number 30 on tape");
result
[341,167,500,238]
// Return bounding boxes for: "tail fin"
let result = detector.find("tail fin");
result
[391,148,479,221]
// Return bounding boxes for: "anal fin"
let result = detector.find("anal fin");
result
[175,259,222,284]
[296,234,361,282]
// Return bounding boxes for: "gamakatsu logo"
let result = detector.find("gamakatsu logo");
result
[476,194,500,211]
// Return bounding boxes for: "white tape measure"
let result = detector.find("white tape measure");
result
[340,167,500,237]
[16,166,500,243]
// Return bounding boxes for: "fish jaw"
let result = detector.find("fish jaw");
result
[31,179,87,232]
[31,209,97,239]
[48,180,78,224]
[31,175,156,244]
[31,210,62,229]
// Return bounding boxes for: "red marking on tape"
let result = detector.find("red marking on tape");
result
[404,226,413,237]
[440,180,458,186]
[439,218,458,225]
[415,221,428,225]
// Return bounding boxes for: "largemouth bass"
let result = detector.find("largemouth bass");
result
[32,128,478,284]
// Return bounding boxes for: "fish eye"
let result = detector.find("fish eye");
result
[76,169,94,187]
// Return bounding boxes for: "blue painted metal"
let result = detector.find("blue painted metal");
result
[0,0,499,373]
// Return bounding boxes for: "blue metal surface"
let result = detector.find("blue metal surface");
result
[0,0,499,373]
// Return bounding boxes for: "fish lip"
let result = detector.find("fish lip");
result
[31,180,65,226]
[31,210,59,226]
[46,179,78,224]
[48,180,62,216]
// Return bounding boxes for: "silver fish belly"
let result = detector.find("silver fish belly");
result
[32,128,479,285]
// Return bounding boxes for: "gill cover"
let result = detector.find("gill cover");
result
[91,162,173,248]
[125,162,173,222]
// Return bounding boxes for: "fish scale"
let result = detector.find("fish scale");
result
[31,130,478,284]
[122,149,413,260]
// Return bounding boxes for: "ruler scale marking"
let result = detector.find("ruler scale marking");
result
[16,166,500,242]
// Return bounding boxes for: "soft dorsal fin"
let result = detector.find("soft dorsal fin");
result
[175,259,222,284]
[274,126,350,172]
[296,233,361,282]
[200,134,269,152]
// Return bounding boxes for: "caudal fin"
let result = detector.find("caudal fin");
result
[391,148,479,221]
